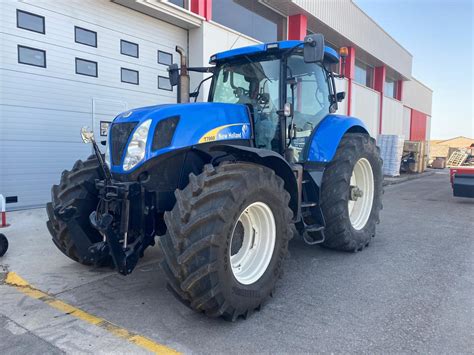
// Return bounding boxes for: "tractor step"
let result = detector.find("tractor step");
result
[302,223,325,245]
[301,202,317,208]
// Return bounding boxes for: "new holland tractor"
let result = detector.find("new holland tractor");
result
[46,34,382,321]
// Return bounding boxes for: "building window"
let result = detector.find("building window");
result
[213,0,284,43]
[17,10,45,34]
[121,68,139,85]
[121,40,139,58]
[75,58,97,77]
[158,76,172,91]
[158,50,173,66]
[168,0,186,7]
[75,26,97,47]
[326,42,340,74]
[354,59,374,88]
[18,45,46,68]
[384,77,397,98]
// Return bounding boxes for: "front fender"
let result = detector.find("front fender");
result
[209,145,299,219]
[305,114,369,162]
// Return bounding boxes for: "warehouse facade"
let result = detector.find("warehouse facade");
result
[0,0,433,209]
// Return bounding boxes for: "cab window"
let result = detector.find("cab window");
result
[287,55,330,160]
[211,58,281,151]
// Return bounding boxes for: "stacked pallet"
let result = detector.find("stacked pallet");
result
[446,150,468,167]
[377,135,405,177]
[403,140,428,173]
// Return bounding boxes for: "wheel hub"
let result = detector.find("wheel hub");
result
[350,185,364,201]
[229,202,276,285]
[348,158,375,230]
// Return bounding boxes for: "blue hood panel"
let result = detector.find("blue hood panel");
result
[110,102,251,173]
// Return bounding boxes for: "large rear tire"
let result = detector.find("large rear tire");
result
[320,133,383,252]
[46,156,110,265]
[159,163,293,321]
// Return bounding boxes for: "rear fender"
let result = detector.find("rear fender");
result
[208,144,299,218]
[304,114,369,163]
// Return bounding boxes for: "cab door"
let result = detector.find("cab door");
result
[286,55,331,161]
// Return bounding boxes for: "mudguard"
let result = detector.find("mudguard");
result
[209,144,299,218]
[305,114,369,163]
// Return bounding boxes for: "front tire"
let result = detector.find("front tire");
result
[159,163,293,320]
[46,156,110,265]
[320,133,383,252]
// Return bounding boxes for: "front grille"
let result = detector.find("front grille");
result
[152,116,179,151]
[110,122,138,165]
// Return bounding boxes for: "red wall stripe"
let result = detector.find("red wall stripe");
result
[374,66,386,134]
[410,109,427,140]
[191,0,212,21]
[288,14,307,40]
[344,47,355,116]
[396,80,403,101]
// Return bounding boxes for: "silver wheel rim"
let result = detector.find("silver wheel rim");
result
[230,202,276,285]
[348,158,374,230]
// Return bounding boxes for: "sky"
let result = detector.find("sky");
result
[355,0,473,139]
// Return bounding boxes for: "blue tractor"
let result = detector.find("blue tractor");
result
[47,34,382,320]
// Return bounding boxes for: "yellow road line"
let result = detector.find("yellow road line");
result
[4,272,180,355]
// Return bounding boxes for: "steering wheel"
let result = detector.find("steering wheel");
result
[234,87,249,98]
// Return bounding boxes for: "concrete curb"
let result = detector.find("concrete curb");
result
[383,170,437,186]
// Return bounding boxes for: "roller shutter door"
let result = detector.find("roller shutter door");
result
[0,0,187,209]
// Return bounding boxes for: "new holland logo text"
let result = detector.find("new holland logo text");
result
[199,123,250,143]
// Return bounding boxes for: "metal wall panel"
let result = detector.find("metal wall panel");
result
[291,0,412,79]
[382,96,404,136]
[402,106,412,140]
[351,82,379,136]
[0,0,187,209]
[403,77,433,116]
[334,77,348,115]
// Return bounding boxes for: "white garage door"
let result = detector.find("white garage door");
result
[0,0,187,209]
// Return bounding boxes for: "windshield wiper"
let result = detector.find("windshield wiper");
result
[243,55,273,83]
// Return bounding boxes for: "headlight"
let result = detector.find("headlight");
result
[105,142,111,169]
[123,119,151,171]
[105,127,111,169]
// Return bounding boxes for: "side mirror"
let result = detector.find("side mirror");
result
[303,34,325,63]
[168,63,179,87]
[336,92,345,102]
[80,126,95,144]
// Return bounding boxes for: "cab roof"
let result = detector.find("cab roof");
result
[210,40,339,65]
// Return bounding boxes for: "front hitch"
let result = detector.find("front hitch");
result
[89,180,154,275]
[89,212,138,275]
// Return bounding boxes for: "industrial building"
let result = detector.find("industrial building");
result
[0,0,433,208]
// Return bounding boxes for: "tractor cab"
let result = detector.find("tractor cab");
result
[169,36,343,163]
[207,40,341,161]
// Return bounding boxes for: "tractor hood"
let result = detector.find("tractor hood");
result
[109,102,252,173]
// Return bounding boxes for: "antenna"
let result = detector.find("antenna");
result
[229,34,242,50]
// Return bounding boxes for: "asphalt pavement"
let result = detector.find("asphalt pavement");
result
[1,170,473,354]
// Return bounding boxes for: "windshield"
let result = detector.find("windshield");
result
[211,57,282,151]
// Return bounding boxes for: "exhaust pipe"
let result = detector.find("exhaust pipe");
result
[175,46,190,103]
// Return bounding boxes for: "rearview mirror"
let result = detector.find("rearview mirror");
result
[80,126,95,144]
[303,34,325,63]
[336,92,346,102]
[168,63,179,87]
